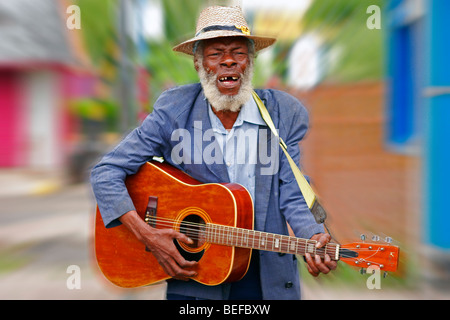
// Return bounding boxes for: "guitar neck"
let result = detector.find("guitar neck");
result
[205,223,341,261]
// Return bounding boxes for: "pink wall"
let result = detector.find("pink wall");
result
[0,71,28,167]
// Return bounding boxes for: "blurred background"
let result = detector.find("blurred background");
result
[1,0,449,299]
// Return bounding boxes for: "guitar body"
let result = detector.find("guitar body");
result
[95,161,254,288]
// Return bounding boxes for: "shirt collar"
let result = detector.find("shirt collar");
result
[238,96,267,126]
[207,95,266,133]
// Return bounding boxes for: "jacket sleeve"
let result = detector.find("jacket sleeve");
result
[90,99,170,228]
[276,93,325,239]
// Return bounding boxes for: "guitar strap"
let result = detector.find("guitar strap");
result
[252,91,328,225]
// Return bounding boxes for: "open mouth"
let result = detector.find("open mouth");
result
[218,76,240,83]
[211,71,243,94]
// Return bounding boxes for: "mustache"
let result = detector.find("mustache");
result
[197,62,254,113]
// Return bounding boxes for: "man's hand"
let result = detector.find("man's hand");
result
[119,211,198,281]
[304,233,337,277]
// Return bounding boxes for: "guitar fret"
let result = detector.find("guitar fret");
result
[232,227,236,246]
[209,224,213,243]
[255,231,262,249]
[252,230,256,248]
[214,224,218,243]
[219,225,224,244]
[229,226,234,246]
[298,238,307,255]
[305,239,316,255]
[261,232,267,249]
[268,233,273,250]
[243,229,248,246]
[223,226,228,245]
[281,235,287,251]
[214,224,219,244]
[205,223,340,261]
[290,239,296,253]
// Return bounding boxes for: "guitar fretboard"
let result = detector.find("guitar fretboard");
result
[205,223,340,260]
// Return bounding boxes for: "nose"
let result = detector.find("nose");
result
[220,53,237,68]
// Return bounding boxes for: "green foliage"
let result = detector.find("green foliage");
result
[161,0,204,44]
[303,0,368,30]
[144,0,204,105]
[145,40,199,105]
[75,0,119,64]
[302,0,386,83]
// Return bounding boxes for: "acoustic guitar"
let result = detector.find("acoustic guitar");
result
[94,160,399,288]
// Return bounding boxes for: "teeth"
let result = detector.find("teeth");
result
[219,76,239,81]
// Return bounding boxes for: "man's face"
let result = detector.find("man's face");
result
[200,37,250,96]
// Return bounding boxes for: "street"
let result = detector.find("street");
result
[0,173,166,300]
[0,169,448,300]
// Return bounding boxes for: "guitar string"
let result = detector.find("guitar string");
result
[144,216,382,257]
[152,226,379,262]
[144,215,381,254]
[143,216,386,261]
[144,215,376,252]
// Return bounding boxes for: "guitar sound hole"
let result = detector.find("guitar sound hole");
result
[180,214,206,249]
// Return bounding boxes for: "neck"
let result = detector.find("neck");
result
[205,222,341,261]
[211,106,240,130]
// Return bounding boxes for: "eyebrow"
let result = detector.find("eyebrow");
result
[208,45,246,52]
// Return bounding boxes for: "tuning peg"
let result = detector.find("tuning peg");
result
[372,235,380,241]
[360,268,366,275]
[360,234,366,242]
[383,271,388,278]
[385,237,392,244]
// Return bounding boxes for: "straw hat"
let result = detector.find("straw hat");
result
[173,6,276,55]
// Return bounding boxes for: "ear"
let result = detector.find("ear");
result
[194,57,199,72]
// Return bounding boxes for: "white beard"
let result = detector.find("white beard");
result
[197,60,254,113]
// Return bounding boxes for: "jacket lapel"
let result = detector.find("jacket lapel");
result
[254,124,276,231]
[190,92,229,183]
[187,88,277,231]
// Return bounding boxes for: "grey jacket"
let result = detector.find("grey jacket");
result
[90,83,324,299]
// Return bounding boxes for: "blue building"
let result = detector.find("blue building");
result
[386,0,450,283]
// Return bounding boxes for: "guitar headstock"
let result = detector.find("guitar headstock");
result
[339,241,399,272]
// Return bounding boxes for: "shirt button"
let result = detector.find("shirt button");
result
[226,161,231,167]
[285,281,293,288]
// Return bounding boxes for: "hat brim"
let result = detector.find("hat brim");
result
[173,30,276,55]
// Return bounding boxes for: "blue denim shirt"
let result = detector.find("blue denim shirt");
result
[91,83,324,299]
[207,97,265,201]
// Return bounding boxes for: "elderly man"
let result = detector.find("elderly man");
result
[91,6,336,300]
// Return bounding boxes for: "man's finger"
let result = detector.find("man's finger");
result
[305,253,319,277]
